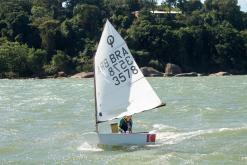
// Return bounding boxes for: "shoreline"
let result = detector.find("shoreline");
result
[0,72,246,80]
[1,66,245,79]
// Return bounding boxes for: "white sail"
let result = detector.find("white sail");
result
[94,20,164,123]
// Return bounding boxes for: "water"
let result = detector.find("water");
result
[0,76,247,164]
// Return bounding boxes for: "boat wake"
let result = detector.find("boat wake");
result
[77,132,103,152]
[77,142,103,152]
[152,124,247,145]
[77,125,247,151]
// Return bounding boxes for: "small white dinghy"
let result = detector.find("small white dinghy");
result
[94,20,165,145]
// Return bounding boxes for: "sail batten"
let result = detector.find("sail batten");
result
[94,20,164,123]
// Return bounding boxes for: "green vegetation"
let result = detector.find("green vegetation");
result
[0,0,247,78]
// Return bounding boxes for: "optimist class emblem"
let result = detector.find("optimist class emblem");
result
[107,35,114,48]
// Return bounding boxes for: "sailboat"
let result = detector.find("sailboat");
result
[94,20,165,145]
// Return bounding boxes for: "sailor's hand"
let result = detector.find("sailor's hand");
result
[119,128,124,133]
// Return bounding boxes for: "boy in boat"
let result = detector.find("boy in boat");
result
[119,115,132,133]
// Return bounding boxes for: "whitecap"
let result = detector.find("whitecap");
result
[152,124,177,131]
[77,142,103,152]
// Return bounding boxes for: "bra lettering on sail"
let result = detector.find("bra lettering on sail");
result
[98,45,140,86]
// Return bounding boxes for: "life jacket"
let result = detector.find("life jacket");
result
[119,118,132,132]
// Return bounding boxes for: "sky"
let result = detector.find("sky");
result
[157,0,247,12]
[234,0,247,12]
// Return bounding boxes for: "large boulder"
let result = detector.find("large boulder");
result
[57,71,67,77]
[2,72,19,79]
[140,67,164,77]
[175,72,198,77]
[71,72,94,78]
[165,63,182,76]
[209,72,231,76]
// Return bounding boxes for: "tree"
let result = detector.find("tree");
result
[38,19,60,55]
[178,0,202,14]
[51,50,71,72]
[240,30,247,72]
[27,49,47,76]
[212,24,246,72]
[1,0,247,78]
[73,4,101,38]
[163,0,177,13]
[31,0,66,20]
[60,19,85,56]
[128,17,178,68]
[0,0,33,43]
[204,0,242,29]
[0,41,29,77]
[176,25,214,72]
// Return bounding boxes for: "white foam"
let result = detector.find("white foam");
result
[218,127,247,132]
[77,142,103,152]
[156,126,247,145]
[77,132,103,152]
[152,124,177,131]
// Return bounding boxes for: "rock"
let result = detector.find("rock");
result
[175,72,198,77]
[209,72,230,76]
[3,72,18,79]
[165,63,182,76]
[57,71,67,77]
[140,67,164,77]
[71,72,94,78]
[197,73,208,76]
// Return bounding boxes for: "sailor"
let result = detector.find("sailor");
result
[119,115,132,133]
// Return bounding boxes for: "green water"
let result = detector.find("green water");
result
[1,76,247,164]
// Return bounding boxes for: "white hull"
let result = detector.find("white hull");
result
[98,132,156,145]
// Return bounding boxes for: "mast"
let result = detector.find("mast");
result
[93,54,99,133]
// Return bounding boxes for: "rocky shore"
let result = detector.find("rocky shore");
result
[0,63,235,79]
[69,63,232,78]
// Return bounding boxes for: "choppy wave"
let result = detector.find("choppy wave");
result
[1,77,247,164]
